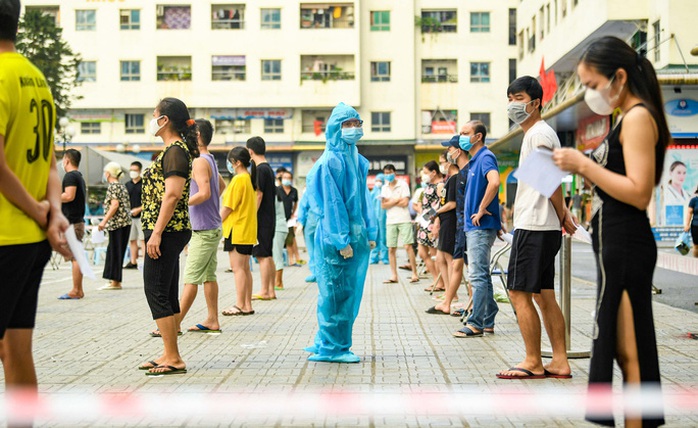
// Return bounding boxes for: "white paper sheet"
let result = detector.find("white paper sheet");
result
[91,229,106,244]
[500,232,514,244]
[65,224,96,279]
[514,148,568,198]
[571,223,593,244]
[287,218,297,228]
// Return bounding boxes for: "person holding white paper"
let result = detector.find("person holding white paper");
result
[496,76,576,380]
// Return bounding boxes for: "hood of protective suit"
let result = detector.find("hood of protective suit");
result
[325,102,361,152]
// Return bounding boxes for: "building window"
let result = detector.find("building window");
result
[573,0,579,6]
[80,122,101,135]
[421,109,457,134]
[301,55,355,80]
[261,8,280,29]
[370,11,390,31]
[157,56,192,81]
[420,10,457,33]
[264,119,284,133]
[653,20,661,62]
[371,112,391,133]
[470,113,491,131]
[539,7,545,40]
[120,9,140,30]
[77,61,96,82]
[302,110,332,134]
[508,9,517,45]
[470,62,490,83]
[546,4,551,33]
[125,114,145,134]
[300,4,354,29]
[212,4,244,29]
[212,56,246,81]
[261,60,281,81]
[561,0,567,18]
[509,58,517,85]
[518,30,524,59]
[370,61,391,82]
[470,12,490,33]
[216,119,250,135]
[76,10,96,31]
[120,61,140,81]
[422,59,457,83]
[157,5,191,30]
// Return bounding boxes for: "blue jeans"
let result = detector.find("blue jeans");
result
[465,229,498,330]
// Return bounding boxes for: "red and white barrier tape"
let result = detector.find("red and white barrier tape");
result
[1,385,695,424]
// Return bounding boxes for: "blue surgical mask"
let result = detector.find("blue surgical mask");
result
[384,173,395,183]
[282,179,292,187]
[341,127,364,145]
[459,135,473,151]
[226,160,235,175]
[374,181,383,188]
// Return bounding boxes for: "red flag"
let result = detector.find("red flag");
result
[539,57,558,105]
[313,120,323,136]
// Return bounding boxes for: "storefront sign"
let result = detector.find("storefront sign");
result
[430,121,457,134]
[267,153,293,174]
[210,108,293,120]
[577,115,609,151]
[365,155,408,175]
[665,99,698,117]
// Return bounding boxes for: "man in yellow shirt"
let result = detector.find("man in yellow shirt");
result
[0,0,71,397]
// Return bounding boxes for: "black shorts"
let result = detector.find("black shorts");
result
[691,225,698,245]
[452,228,468,264]
[252,222,274,258]
[507,229,561,293]
[224,233,254,256]
[0,240,51,338]
[437,219,456,255]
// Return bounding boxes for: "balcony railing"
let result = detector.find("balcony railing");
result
[421,74,458,83]
[541,71,583,114]
[300,70,355,81]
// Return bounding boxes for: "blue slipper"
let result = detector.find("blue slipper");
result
[452,326,483,338]
[188,324,221,333]
[58,293,81,300]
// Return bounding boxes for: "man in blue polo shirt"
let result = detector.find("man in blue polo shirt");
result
[454,120,502,338]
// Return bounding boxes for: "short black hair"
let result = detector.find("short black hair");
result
[468,120,488,142]
[276,167,288,175]
[246,136,266,155]
[383,164,396,173]
[64,149,81,167]
[130,161,142,170]
[195,118,213,146]
[507,76,544,111]
[0,0,20,42]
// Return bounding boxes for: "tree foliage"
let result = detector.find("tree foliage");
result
[16,10,81,121]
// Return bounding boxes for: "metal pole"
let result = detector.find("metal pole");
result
[542,234,590,359]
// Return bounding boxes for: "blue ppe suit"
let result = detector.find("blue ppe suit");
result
[369,173,389,264]
[297,185,318,283]
[304,103,377,363]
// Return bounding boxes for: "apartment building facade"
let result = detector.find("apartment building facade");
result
[22,0,518,182]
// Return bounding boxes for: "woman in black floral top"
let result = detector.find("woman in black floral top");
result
[98,162,131,290]
[139,97,199,376]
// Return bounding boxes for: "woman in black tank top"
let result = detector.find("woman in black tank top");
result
[553,37,671,428]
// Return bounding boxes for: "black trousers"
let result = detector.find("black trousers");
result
[143,230,191,320]
[103,225,130,282]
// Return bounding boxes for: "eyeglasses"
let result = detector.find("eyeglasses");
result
[342,120,363,128]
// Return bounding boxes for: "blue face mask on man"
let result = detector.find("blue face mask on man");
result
[341,127,364,145]
[459,135,473,151]
[384,173,395,183]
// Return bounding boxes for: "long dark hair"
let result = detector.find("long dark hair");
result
[228,146,257,191]
[579,36,671,185]
[156,97,200,158]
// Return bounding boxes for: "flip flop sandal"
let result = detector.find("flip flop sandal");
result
[188,324,222,333]
[544,369,573,379]
[145,365,188,376]
[452,326,483,338]
[425,306,450,315]
[496,367,546,380]
[149,330,183,338]
[138,360,159,370]
[382,279,398,284]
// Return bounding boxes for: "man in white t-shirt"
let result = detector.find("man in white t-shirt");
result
[381,164,419,283]
[497,76,577,380]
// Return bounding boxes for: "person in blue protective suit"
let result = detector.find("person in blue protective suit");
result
[369,174,389,265]
[297,185,319,283]
[304,102,377,363]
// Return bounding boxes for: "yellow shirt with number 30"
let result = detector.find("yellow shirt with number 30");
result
[0,52,55,246]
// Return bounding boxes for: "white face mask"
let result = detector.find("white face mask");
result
[148,115,165,137]
[584,76,622,116]
[439,164,447,175]
[129,170,140,180]
[421,173,431,184]
[507,100,533,125]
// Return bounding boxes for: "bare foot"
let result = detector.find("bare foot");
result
[543,362,572,377]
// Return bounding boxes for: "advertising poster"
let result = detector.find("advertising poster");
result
[655,146,698,226]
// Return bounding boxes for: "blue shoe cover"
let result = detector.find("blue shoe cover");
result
[307,352,360,363]
[303,345,318,353]
[305,275,316,283]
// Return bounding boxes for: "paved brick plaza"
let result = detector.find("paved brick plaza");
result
[2,242,697,427]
